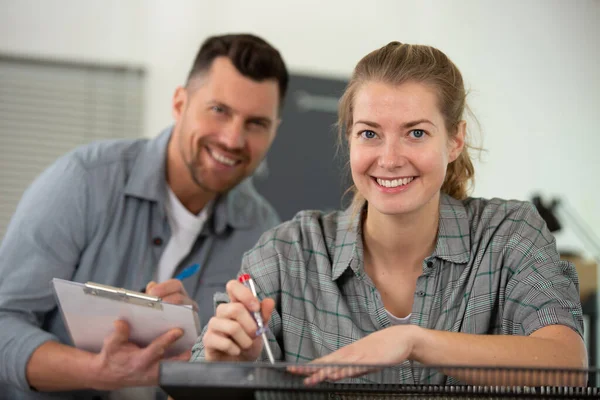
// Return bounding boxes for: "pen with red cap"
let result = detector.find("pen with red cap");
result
[238,273,275,364]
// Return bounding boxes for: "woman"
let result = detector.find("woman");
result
[190,42,587,387]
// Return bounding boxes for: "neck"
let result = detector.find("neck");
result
[363,193,440,272]
[166,133,216,215]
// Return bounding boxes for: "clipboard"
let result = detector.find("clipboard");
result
[52,278,201,358]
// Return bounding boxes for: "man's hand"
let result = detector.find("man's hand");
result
[145,279,198,311]
[90,320,191,390]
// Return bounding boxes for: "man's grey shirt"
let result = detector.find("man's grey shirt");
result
[0,127,280,399]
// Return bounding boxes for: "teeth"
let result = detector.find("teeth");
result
[376,177,414,188]
[209,149,237,166]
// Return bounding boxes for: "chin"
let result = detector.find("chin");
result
[204,177,246,194]
[366,196,425,216]
[371,205,418,216]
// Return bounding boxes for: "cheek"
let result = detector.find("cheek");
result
[248,133,275,159]
[415,145,449,173]
[349,145,371,176]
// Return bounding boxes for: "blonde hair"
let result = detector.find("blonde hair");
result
[338,42,477,212]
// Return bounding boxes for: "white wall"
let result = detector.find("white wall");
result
[1,0,598,256]
[0,0,147,65]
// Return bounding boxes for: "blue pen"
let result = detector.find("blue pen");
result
[174,263,200,281]
[140,263,200,293]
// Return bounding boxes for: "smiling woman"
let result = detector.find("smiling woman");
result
[190,41,587,388]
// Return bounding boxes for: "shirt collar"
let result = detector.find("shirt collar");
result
[124,125,260,234]
[433,193,471,265]
[123,125,171,203]
[331,206,363,281]
[330,193,472,281]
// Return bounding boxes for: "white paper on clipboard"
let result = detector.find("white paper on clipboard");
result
[52,278,200,358]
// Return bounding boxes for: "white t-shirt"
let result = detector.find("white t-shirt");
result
[110,188,211,400]
[386,309,412,326]
[156,186,212,283]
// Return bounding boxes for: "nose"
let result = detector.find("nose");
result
[220,117,246,150]
[378,139,407,170]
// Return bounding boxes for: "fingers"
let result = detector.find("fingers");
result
[112,320,131,341]
[215,302,260,338]
[146,279,189,299]
[139,328,184,365]
[145,281,157,294]
[168,349,192,362]
[203,331,242,357]
[103,320,131,353]
[261,298,275,323]
[206,317,255,352]
[287,347,371,385]
[147,280,198,311]
[304,367,361,385]
[160,292,199,311]
[287,365,369,385]
[226,280,260,312]
[223,280,274,329]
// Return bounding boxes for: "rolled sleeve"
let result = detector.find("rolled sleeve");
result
[504,245,584,338]
[0,155,89,390]
[1,315,58,390]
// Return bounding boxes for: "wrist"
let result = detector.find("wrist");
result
[86,353,112,391]
[406,325,429,362]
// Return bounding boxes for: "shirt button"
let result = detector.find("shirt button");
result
[152,237,163,246]
[426,261,434,268]
[416,291,425,297]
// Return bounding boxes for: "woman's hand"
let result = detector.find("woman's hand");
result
[288,325,420,385]
[202,279,275,362]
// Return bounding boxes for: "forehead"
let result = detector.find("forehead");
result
[192,57,280,118]
[353,81,442,123]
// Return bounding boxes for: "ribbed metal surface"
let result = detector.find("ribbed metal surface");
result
[159,361,600,399]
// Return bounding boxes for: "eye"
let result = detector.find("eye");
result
[360,130,378,139]
[250,120,267,128]
[211,105,225,114]
[409,129,425,139]
[247,120,268,132]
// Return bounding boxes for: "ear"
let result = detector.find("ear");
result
[172,86,188,121]
[448,120,466,163]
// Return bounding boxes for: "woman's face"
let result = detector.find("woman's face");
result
[349,81,465,217]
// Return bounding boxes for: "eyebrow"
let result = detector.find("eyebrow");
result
[354,119,436,129]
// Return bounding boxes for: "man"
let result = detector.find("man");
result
[0,33,288,399]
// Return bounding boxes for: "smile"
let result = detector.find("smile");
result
[375,177,415,188]
[206,147,239,167]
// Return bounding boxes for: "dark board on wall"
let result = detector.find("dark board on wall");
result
[253,73,351,222]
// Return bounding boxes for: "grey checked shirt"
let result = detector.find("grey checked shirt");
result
[191,194,583,384]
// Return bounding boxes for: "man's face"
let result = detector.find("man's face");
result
[171,57,280,194]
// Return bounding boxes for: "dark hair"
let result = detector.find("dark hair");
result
[186,33,289,108]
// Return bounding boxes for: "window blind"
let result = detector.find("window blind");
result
[0,55,145,240]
